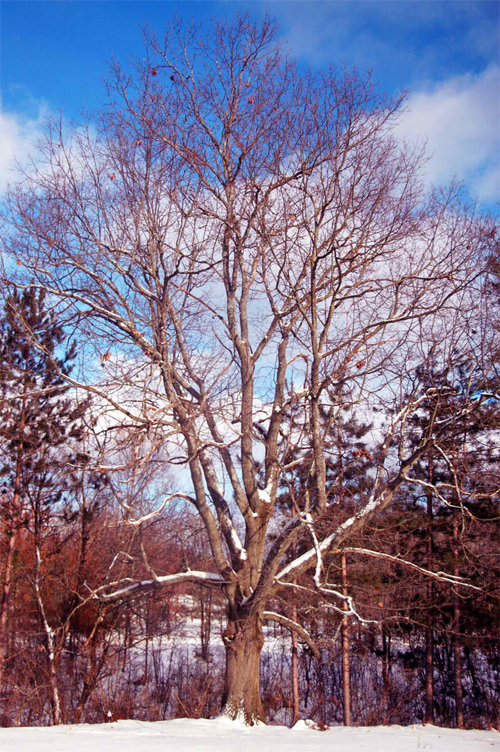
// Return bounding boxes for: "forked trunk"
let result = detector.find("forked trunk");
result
[222,612,265,725]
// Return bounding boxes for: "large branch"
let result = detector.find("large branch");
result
[94,571,227,602]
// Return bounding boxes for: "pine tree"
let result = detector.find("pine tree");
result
[0,287,90,708]
[401,354,499,727]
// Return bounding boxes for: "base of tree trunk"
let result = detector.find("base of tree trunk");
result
[222,614,265,725]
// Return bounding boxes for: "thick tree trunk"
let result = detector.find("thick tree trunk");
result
[222,612,265,724]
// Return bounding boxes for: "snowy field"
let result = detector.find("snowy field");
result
[1,717,498,752]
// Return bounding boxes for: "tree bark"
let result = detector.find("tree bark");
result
[222,612,265,724]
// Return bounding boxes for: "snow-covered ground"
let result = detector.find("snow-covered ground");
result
[1,717,497,752]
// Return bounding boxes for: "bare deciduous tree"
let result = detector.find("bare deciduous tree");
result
[2,16,497,724]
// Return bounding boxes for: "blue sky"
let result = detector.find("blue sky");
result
[1,0,499,208]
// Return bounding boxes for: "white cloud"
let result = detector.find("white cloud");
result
[397,65,500,204]
[0,104,48,194]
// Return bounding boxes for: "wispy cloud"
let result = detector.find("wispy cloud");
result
[397,65,500,204]
[0,102,47,194]
[266,0,498,84]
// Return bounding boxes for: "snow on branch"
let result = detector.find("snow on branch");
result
[93,571,227,601]
[301,513,322,588]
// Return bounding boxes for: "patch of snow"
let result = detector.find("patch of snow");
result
[0,718,497,752]
[229,527,247,560]
[258,477,275,505]
[258,488,272,504]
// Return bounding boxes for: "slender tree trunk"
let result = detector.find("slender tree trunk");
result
[200,590,212,662]
[0,528,17,690]
[0,444,23,691]
[290,517,300,727]
[425,624,434,723]
[72,640,109,724]
[72,609,112,724]
[291,603,300,726]
[34,543,63,725]
[425,484,435,724]
[453,517,464,729]
[222,611,265,724]
[341,551,351,726]
[381,622,391,718]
